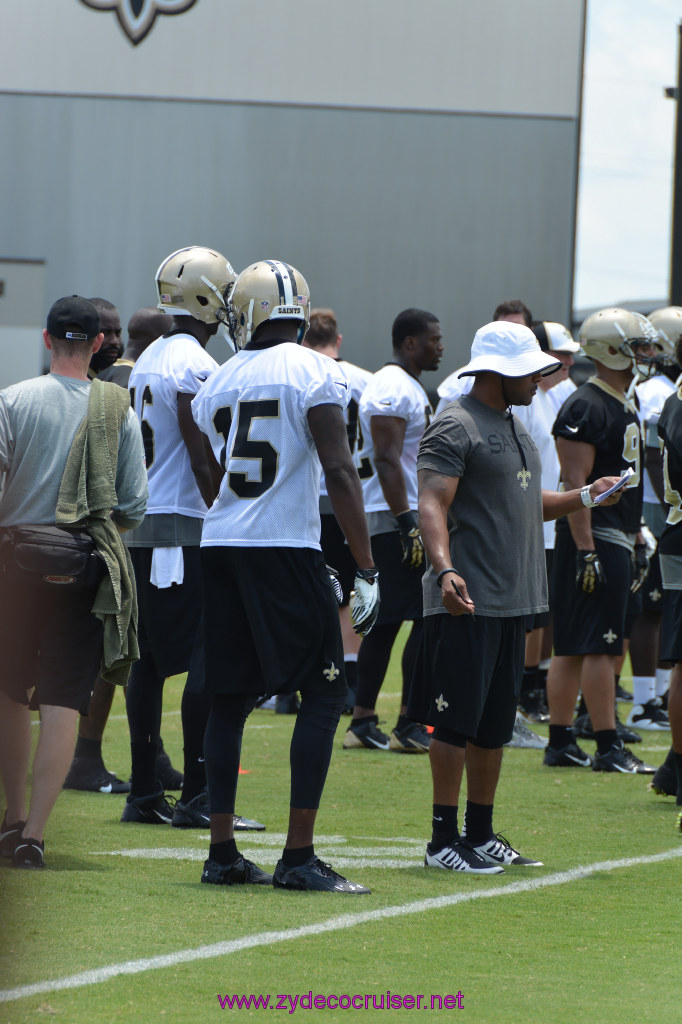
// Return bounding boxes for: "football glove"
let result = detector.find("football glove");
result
[630,544,650,595]
[575,550,605,595]
[396,511,424,570]
[326,564,343,606]
[349,568,380,636]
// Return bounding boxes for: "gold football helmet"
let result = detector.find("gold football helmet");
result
[579,307,657,378]
[228,260,311,350]
[155,246,236,324]
[648,306,682,365]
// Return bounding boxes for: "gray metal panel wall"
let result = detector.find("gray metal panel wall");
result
[0,93,577,374]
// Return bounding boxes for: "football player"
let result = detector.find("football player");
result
[544,308,658,773]
[654,334,682,825]
[343,309,443,753]
[302,308,373,713]
[122,246,264,832]
[192,260,378,893]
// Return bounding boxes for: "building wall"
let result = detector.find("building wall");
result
[0,0,586,377]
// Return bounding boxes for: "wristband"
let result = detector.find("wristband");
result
[436,568,458,588]
[580,485,598,509]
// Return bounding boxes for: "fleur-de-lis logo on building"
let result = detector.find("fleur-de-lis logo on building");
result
[80,0,198,46]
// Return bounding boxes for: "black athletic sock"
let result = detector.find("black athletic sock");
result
[350,714,378,727]
[464,801,494,845]
[673,751,682,806]
[209,839,238,866]
[74,737,102,760]
[595,729,618,755]
[282,844,314,867]
[549,725,574,749]
[431,805,458,850]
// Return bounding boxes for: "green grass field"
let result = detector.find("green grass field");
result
[1,634,680,1024]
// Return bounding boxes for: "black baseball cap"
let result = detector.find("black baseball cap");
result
[46,296,101,341]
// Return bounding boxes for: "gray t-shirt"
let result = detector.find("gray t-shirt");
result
[0,373,147,529]
[418,393,547,618]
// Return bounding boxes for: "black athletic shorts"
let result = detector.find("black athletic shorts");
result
[131,546,202,679]
[0,556,103,713]
[201,546,346,700]
[408,613,525,748]
[552,530,631,656]
[319,512,356,606]
[660,552,682,663]
[370,530,424,624]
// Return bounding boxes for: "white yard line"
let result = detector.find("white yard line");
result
[2,847,681,1004]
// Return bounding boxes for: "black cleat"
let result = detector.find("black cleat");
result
[592,741,656,774]
[171,792,265,831]
[12,837,45,869]
[63,756,130,794]
[273,855,370,894]
[121,790,176,824]
[573,712,641,744]
[155,741,184,790]
[201,855,272,886]
[649,747,677,797]
[543,742,592,768]
[0,814,26,859]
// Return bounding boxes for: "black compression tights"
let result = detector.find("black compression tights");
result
[126,651,165,796]
[354,620,423,711]
[204,690,344,813]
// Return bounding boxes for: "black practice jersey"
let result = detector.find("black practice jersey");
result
[553,377,643,533]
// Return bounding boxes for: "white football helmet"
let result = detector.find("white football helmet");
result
[155,246,236,324]
[579,307,657,379]
[228,260,311,350]
[648,306,682,366]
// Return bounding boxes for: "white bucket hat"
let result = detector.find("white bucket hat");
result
[458,321,562,378]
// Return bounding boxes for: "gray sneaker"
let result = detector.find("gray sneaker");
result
[505,711,545,750]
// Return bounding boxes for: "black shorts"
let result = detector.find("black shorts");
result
[371,530,423,624]
[552,530,630,656]
[408,613,525,748]
[201,546,346,700]
[131,546,203,679]
[319,513,356,606]
[0,558,103,712]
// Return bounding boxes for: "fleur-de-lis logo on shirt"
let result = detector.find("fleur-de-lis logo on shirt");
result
[517,468,532,490]
[323,663,340,682]
[80,0,198,46]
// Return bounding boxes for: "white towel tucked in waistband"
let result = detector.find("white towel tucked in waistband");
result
[150,547,184,588]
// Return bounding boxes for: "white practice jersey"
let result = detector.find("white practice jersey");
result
[319,358,373,499]
[435,366,473,415]
[545,376,576,414]
[637,374,676,504]
[357,363,433,513]
[128,332,218,518]
[515,387,562,549]
[193,341,349,548]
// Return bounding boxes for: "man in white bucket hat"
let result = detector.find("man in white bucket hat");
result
[410,321,626,874]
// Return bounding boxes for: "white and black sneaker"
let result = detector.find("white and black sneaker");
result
[592,741,656,774]
[626,699,670,731]
[470,833,543,867]
[424,840,504,874]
